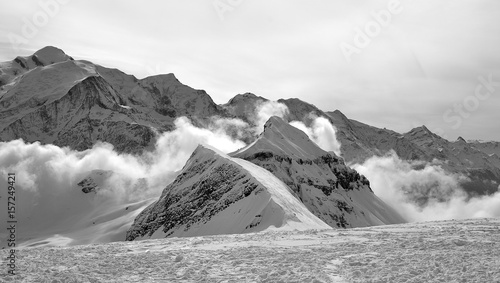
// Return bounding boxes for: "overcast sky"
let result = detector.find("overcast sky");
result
[1,0,499,141]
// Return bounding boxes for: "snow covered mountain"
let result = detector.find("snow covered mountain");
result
[126,145,330,240]
[326,110,429,163]
[0,46,227,152]
[231,116,406,228]
[403,126,500,195]
[127,116,404,240]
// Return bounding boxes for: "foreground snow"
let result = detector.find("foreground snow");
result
[1,218,499,282]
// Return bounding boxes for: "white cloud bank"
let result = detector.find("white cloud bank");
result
[290,115,342,156]
[353,152,500,222]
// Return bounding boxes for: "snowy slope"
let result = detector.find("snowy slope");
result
[126,145,330,240]
[231,116,406,228]
[6,218,499,282]
[233,116,327,160]
[0,46,73,96]
[0,170,155,248]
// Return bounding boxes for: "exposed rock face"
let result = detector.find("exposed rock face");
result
[0,47,230,153]
[470,140,500,157]
[326,110,429,163]
[0,69,156,153]
[126,145,329,241]
[221,92,268,123]
[231,116,406,228]
[77,170,114,194]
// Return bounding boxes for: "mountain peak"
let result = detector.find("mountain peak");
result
[404,125,446,147]
[232,116,327,160]
[407,125,435,137]
[12,46,72,70]
[456,136,467,143]
[263,115,288,130]
[332,109,348,119]
[141,73,179,83]
[241,92,257,98]
[225,92,267,105]
[32,46,73,65]
[327,109,350,125]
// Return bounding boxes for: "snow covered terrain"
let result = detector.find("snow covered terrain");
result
[2,218,499,282]
[0,168,156,248]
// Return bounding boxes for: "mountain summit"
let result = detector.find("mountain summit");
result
[232,116,406,228]
[233,116,327,160]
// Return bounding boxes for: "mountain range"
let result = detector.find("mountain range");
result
[2,46,500,243]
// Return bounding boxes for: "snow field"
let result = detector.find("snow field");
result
[1,218,498,282]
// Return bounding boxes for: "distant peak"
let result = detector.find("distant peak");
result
[456,136,467,143]
[332,109,347,118]
[328,109,349,121]
[241,92,257,98]
[409,125,431,134]
[34,46,65,55]
[142,73,178,82]
[32,46,73,65]
[405,125,445,141]
[226,92,267,105]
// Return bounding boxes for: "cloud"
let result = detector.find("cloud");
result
[290,114,342,156]
[208,116,252,142]
[0,116,246,241]
[352,151,500,222]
